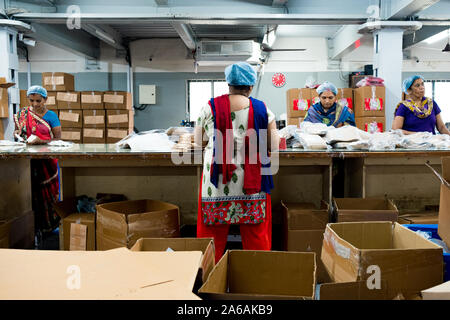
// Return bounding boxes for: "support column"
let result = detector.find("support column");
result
[0,27,19,141]
[373,28,404,130]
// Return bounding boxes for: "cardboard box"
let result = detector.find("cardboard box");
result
[61,128,82,143]
[436,157,450,251]
[106,128,131,144]
[422,281,450,300]
[353,86,386,117]
[19,90,28,109]
[96,199,180,250]
[398,211,439,224]
[83,110,105,128]
[56,92,81,109]
[81,91,104,109]
[0,220,11,248]
[42,72,74,92]
[0,247,202,300]
[310,88,320,106]
[0,79,14,119]
[317,280,388,300]
[103,91,132,110]
[282,201,331,284]
[59,110,82,128]
[198,250,316,300]
[286,88,311,118]
[131,237,215,288]
[336,88,354,110]
[83,128,105,144]
[355,116,386,133]
[106,109,134,128]
[287,117,303,127]
[321,221,444,299]
[334,198,399,222]
[45,91,58,109]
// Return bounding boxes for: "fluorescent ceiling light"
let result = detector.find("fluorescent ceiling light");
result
[95,29,116,44]
[425,29,450,44]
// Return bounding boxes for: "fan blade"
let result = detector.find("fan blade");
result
[263,48,306,52]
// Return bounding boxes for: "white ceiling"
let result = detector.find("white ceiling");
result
[276,25,342,38]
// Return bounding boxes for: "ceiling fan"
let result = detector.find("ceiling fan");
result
[260,42,306,52]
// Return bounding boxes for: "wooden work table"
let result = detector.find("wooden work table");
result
[1,144,449,227]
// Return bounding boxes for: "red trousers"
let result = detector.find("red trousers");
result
[196,178,272,263]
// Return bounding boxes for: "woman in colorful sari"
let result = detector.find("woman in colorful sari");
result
[195,62,279,263]
[14,85,62,243]
[304,81,355,127]
[392,75,450,135]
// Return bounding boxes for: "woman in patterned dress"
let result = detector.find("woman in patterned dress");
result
[392,75,450,135]
[195,62,279,262]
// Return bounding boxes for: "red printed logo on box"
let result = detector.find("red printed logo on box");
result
[293,99,310,111]
[365,121,383,133]
[339,98,353,110]
[364,98,383,111]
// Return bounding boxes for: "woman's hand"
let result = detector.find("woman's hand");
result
[26,136,49,145]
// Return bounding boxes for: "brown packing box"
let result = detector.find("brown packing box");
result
[198,250,316,300]
[317,280,389,300]
[355,116,386,133]
[287,117,303,127]
[83,128,105,144]
[0,248,202,300]
[131,237,215,290]
[281,201,331,284]
[321,221,444,299]
[310,88,320,106]
[334,198,398,222]
[0,78,14,119]
[45,91,58,109]
[0,121,3,140]
[61,128,82,143]
[103,91,132,110]
[81,91,104,109]
[59,110,82,128]
[422,281,450,300]
[83,110,105,128]
[398,211,439,224]
[336,88,354,110]
[0,220,11,248]
[286,88,311,118]
[20,90,28,109]
[42,72,74,92]
[56,92,81,109]
[106,128,131,144]
[353,86,386,117]
[96,199,180,250]
[106,110,134,128]
[54,198,95,250]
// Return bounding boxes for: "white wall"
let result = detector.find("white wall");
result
[19,35,450,74]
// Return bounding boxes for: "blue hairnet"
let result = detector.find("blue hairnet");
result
[27,85,48,99]
[225,62,257,86]
[316,81,338,95]
[402,75,425,94]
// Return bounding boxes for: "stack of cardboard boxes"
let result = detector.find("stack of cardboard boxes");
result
[286,87,354,128]
[0,77,15,140]
[353,86,386,133]
[20,72,134,144]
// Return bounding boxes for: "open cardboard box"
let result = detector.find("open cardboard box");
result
[96,199,180,250]
[198,250,316,300]
[281,201,331,283]
[334,198,398,223]
[422,281,450,300]
[0,247,201,300]
[316,280,389,300]
[321,221,443,299]
[131,237,215,292]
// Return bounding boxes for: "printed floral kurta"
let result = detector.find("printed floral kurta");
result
[197,100,275,225]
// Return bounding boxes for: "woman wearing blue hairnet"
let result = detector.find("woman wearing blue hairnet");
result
[304,81,355,127]
[194,62,279,263]
[392,75,449,135]
[14,85,62,246]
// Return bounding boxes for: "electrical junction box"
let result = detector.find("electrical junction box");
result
[139,85,156,104]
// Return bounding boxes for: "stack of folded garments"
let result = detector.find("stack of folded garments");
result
[356,76,385,87]
[297,133,328,150]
